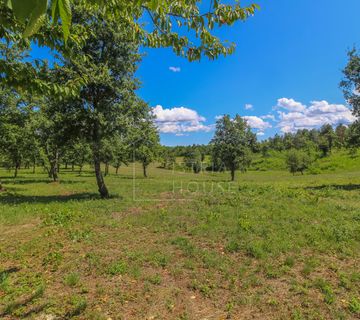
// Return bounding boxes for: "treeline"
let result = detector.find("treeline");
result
[160,122,360,177]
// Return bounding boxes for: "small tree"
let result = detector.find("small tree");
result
[159,147,176,170]
[111,135,129,175]
[0,89,35,178]
[184,148,202,174]
[133,120,160,178]
[335,124,348,148]
[286,150,311,175]
[319,124,336,154]
[211,115,256,181]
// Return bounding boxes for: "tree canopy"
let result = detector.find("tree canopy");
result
[211,115,256,181]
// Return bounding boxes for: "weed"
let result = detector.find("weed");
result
[66,295,87,317]
[284,256,295,268]
[64,273,80,287]
[146,274,162,285]
[225,240,240,253]
[42,251,63,270]
[314,278,335,304]
[107,260,127,276]
[348,297,360,314]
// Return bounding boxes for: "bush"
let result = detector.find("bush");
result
[286,149,312,175]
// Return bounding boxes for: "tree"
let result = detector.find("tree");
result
[57,5,146,197]
[346,121,360,151]
[35,92,78,182]
[111,134,130,175]
[133,119,160,178]
[335,124,348,148]
[61,140,91,173]
[184,148,202,174]
[286,150,311,175]
[319,124,336,156]
[159,147,176,170]
[100,139,114,177]
[341,48,360,150]
[211,115,256,181]
[0,88,36,178]
[341,48,360,118]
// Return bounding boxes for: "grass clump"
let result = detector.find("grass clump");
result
[64,273,80,287]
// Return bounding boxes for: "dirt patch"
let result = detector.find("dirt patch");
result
[0,218,40,238]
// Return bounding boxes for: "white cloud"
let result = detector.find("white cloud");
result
[261,114,276,121]
[243,116,272,131]
[152,105,212,134]
[152,105,205,123]
[277,98,356,133]
[275,98,307,112]
[169,66,181,72]
[244,104,254,110]
[214,114,272,135]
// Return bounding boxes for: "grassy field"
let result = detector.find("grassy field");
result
[1,160,360,319]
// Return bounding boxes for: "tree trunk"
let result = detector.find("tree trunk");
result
[92,122,109,198]
[230,168,235,181]
[94,156,109,198]
[104,163,109,176]
[115,166,119,175]
[50,150,59,182]
[71,163,75,172]
[32,159,36,174]
[65,162,68,170]
[79,165,83,175]
[14,163,19,178]
[143,163,147,178]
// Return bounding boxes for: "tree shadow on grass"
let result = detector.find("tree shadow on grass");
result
[0,267,20,281]
[305,184,360,191]
[0,178,84,185]
[0,192,103,205]
[0,285,45,318]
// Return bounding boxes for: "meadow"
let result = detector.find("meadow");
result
[0,154,360,320]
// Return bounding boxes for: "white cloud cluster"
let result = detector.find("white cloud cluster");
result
[276,98,306,112]
[244,104,254,110]
[261,114,276,121]
[152,105,212,134]
[169,66,181,72]
[243,116,272,135]
[276,98,355,133]
[214,115,272,136]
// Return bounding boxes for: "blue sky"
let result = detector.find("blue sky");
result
[29,0,360,146]
[136,0,360,145]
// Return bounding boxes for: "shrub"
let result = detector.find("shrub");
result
[286,149,312,175]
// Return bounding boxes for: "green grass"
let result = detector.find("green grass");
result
[0,159,360,319]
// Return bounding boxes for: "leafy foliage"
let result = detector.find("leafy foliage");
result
[286,149,312,175]
[211,115,256,181]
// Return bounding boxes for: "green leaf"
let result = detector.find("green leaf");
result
[58,0,72,42]
[23,12,46,38]
[51,0,59,22]
[10,0,39,23]
[22,0,47,37]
